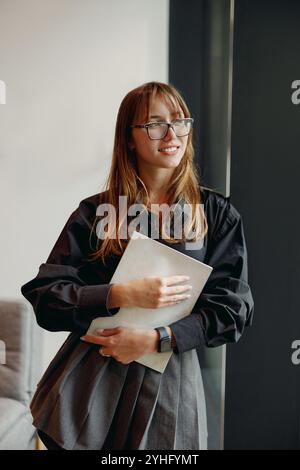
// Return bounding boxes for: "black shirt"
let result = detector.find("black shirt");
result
[21,187,254,353]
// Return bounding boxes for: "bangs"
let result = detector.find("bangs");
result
[132,83,189,124]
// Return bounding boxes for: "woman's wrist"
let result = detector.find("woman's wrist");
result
[147,327,176,353]
[146,329,160,353]
[107,283,127,309]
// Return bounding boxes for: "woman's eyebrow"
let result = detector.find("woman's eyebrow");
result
[149,112,181,119]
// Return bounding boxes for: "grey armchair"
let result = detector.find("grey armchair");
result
[0,300,42,450]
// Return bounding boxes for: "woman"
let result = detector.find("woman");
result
[21,81,254,450]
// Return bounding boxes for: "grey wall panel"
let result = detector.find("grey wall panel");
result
[225,0,300,449]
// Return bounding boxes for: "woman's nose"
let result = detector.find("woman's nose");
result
[163,125,177,141]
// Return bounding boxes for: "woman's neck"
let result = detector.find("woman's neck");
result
[137,168,174,205]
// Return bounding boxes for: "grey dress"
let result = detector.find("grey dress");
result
[21,187,254,450]
[30,332,207,450]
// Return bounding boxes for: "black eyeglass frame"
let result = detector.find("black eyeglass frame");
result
[130,117,194,140]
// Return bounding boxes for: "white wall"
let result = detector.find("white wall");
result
[0,0,169,371]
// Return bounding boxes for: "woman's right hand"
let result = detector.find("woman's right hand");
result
[121,275,193,309]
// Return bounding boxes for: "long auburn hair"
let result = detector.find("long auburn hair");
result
[90,81,208,264]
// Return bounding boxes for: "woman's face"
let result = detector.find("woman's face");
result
[130,96,189,171]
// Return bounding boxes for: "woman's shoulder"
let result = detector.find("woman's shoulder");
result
[62,190,110,231]
[200,186,229,206]
[200,186,240,218]
[75,190,109,218]
[200,186,242,240]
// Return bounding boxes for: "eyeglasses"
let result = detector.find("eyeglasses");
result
[130,117,194,140]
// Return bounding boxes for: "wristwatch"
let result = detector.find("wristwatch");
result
[155,326,172,353]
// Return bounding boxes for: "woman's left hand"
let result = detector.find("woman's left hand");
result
[80,326,158,364]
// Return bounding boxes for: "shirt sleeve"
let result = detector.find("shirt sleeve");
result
[21,203,120,334]
[169,199,254,353]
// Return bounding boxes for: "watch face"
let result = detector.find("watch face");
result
[160,336,172,352]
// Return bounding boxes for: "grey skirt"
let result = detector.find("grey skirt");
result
[31,333,207,450]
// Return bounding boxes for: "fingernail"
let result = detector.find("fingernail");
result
[96,329,104,334]
[80,336,85,340]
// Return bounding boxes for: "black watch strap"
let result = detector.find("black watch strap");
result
[155,326,172,353]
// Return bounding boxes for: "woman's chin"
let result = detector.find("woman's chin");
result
[157,155,183,168]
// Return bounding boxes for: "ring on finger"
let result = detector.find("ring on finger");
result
[100,348,111,358]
